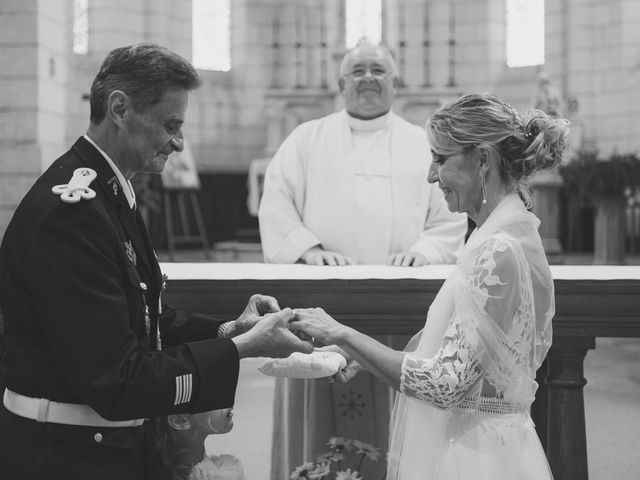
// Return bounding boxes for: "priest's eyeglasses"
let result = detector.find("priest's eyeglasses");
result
[345,67,389,81]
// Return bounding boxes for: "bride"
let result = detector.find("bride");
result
[292,93,569,479]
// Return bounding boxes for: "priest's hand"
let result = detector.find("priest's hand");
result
[300,246,354,266]
[232,308,313,358]
[387,251,428,267]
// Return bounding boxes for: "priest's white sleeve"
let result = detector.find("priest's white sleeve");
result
[258,127,321,263]
[409,184,468,264]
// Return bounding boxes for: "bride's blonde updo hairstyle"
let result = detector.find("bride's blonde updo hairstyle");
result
[427,93,570,206]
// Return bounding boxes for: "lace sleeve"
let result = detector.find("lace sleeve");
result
[462,235,536,400]
[400,321,482,409]
[400,234,527,408]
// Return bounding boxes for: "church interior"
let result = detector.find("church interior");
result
[1,0,640,260]
[0,1,639,479]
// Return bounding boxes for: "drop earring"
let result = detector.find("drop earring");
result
[481,176,487,205]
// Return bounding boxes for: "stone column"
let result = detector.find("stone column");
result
[0,0,69,237]
[0,0,69,344]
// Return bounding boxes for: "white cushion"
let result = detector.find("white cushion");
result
[258,351,347,379]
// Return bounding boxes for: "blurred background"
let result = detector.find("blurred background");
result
[1,0,640,264]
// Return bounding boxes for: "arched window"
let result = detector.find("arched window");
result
[73,0,89,55]
[345,0,382,49]
[193,0,231,71]
[506,0,545,67]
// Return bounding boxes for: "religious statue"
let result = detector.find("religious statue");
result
[532,71,565,118]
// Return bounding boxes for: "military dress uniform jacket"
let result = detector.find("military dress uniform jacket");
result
[0,137,240,480]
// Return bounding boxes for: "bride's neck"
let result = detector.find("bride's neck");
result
[471,183,513,228]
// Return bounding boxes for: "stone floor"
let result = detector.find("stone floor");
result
[161,245,640,480]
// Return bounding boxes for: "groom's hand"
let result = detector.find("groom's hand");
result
[235,294,281,334]
[232,308,313,359]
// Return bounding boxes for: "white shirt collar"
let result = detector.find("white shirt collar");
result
[346,110,392,131]
[83,134,136,210]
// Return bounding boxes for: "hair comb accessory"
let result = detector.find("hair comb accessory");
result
[502,101,525,124]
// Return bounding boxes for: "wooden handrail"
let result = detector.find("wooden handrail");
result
[160,264,640,336]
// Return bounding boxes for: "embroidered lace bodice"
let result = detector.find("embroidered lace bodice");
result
[400,229,553,411]
[388,194,555,480]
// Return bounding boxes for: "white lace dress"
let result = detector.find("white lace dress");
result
[387,194,555,480]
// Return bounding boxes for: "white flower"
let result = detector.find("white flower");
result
[308,462,331,479]
[327,436,352,452]
[189,455,244,480]
[352,440,381,461]
[335,468,362,480]
[316,453,334,463]
[330,452,346,462]
[291,462,315,480]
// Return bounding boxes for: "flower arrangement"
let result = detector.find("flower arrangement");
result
[290,437,381,480]
[559,151,640,198]
[188,454,245,480]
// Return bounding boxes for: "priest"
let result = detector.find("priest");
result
[259,43,468,480]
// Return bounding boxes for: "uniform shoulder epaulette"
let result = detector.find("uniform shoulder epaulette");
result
[51,168,97,203]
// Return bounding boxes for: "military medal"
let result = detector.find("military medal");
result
[124,240,136,265]
[107,176,119,196]
[144,305,151,341]
[156,322,162,351]
[157,274,168,351]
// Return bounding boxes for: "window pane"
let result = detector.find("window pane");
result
[73,0,89,55]
[506,0,544,68]
[345,0,382,49]
[193,0,231,71]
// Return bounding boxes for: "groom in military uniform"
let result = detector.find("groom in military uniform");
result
[0,43,312,480]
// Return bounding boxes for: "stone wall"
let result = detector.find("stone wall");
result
[2,0,640,240]
[545,0,640,155]
[0,0,69,235]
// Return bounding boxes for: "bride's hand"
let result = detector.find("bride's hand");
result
[291,307,348,345]
[333,359,363,383]
[316,345,363,384]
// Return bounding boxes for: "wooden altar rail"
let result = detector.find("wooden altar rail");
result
[160,263,640,480]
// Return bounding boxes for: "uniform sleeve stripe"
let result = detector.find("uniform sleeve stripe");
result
[174,376,181,405]
[180,375,187,404]
[185,374,192,403]
[174,374,193,405]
